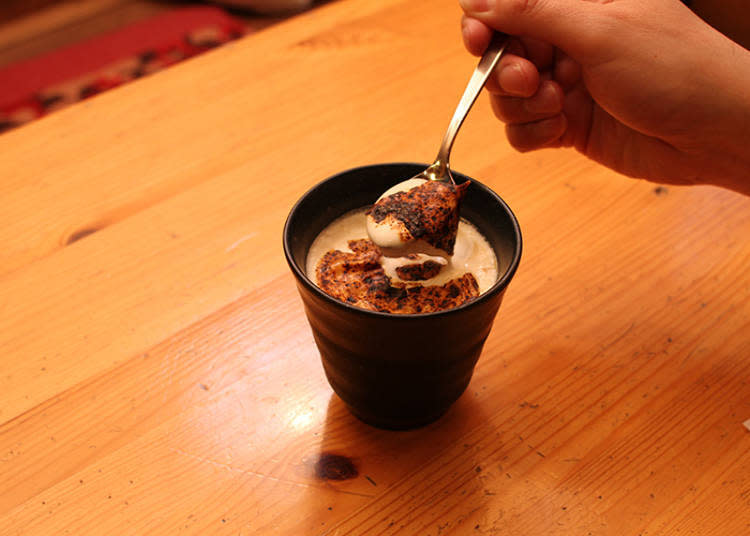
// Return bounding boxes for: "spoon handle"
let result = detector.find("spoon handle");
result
[435,32,509,169]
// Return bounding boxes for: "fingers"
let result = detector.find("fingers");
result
[461,20,556,75]
[482,45,569,152]
[458,0,599,60]
[518,36,555,72]
[485,53,540,97]
[505,114,568,152]
[553,50,582,91]
[460,15,492,56]
[557,83,593,151]
[459,6,581,153]
[491,79,564,123]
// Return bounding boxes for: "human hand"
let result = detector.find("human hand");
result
[459,0,750,195]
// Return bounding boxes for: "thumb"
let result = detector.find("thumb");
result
[458,0,609,60]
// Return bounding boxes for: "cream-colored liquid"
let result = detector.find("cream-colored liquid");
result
[306,208,498,293]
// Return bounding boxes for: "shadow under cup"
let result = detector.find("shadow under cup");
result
[283,163,522,430]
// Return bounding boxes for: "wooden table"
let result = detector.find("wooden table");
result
[2,1,749,533]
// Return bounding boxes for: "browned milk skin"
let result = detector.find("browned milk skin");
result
[306,209,498,312]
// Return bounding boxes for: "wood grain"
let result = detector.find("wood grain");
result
[1,0,749,534]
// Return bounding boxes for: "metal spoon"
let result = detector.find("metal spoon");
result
[366,33,510,257]
[416,32,509,184]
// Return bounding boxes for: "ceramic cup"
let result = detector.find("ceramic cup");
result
[283,163,522,429]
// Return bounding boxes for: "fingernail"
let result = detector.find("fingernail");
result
[497,63,528,96]
[459,0,494,12]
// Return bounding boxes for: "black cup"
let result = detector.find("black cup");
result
[283,163,522,429]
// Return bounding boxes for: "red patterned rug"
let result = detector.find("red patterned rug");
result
[0,6,247,134]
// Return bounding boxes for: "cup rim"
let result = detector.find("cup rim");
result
[283,162,522,319]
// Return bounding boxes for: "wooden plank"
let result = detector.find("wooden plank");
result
[2,238,749,532]
[0,0,485,423]
[2,0,750,534]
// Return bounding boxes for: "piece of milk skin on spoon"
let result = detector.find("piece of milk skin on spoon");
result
[366,178,428,253]
[366,178,468,258]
